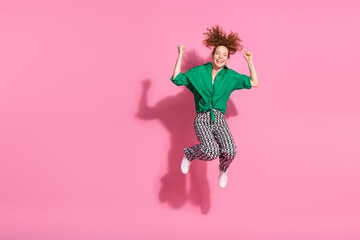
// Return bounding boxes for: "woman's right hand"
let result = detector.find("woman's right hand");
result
[178,45,185,55]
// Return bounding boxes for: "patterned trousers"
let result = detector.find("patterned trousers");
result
[184,109,237,172]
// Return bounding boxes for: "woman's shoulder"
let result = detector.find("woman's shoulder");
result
[226,68,243,76]
[224,68,236,77]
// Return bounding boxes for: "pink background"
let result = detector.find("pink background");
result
[1,0,360,239]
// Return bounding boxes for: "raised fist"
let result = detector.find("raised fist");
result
[178,45,186,55]
[243,50,253,62]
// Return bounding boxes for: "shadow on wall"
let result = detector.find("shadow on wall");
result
[135,49,238,215]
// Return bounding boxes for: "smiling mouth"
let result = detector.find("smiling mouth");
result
[216,60,223,63]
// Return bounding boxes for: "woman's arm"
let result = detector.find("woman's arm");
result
[248,61,259,87]
[172,45,185,79]
[243,50,259,87]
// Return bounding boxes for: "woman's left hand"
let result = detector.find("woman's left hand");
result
[243,50,253,63]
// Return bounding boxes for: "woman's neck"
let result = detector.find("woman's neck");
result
[211,63,223,74]
[212,67,222,75]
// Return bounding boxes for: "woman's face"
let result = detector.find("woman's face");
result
[212,45,230,68]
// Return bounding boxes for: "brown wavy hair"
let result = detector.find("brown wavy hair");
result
[202,24,244,58]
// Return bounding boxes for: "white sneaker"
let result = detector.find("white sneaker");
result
[218,170,228,188]
[181,154,191,174]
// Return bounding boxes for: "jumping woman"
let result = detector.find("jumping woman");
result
[170,24,259,188]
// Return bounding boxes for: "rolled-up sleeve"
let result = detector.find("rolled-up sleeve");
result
[233,71,251,90]
[170,72,190,86]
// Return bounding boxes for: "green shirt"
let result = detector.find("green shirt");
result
[170,61,251,122]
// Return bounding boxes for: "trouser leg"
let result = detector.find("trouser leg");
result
[184,111,219,162]
[212,110,237,172]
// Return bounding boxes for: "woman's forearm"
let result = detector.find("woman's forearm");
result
[172,53,184,79]
[248,61,259,87]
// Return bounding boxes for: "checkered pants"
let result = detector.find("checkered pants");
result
[184,109,237,172]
